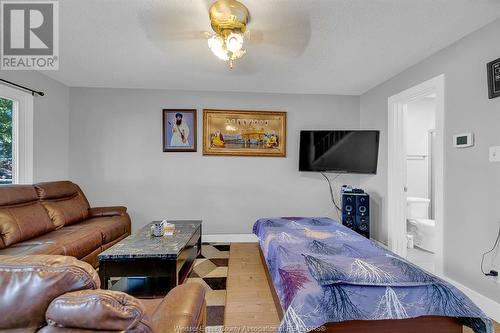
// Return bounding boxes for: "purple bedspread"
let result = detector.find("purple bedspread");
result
[253,217,492,333]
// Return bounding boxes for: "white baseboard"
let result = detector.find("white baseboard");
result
[203,233,258,243]
[443,277,500,323]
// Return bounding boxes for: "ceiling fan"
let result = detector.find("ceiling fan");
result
[206,0,250,69]
[140,0,311,71]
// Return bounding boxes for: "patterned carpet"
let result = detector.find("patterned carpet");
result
[186,243,230,332]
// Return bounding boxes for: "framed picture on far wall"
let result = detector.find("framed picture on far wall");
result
[487,57,500,99]
[163,109,197,152]
[203,109,287,157]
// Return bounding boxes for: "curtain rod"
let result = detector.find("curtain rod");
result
[0,78,45,97]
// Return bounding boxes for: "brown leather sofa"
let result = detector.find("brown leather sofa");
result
[0,181,131,267]
[0,255,206,332]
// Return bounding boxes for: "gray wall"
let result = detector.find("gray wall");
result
[68,88,360,234]
[359,19,500,302]
[0,71,70,181]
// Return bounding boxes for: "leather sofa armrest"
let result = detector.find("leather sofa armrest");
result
[88,206,127,218]
[0,255,101,330]
[45,289,154,332]
[150,283,206,332]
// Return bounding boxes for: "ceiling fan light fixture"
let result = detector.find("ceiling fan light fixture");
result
[226,32,244,52]
[232,48,246,58]
[207,0,249,68]
[207,35,229,61]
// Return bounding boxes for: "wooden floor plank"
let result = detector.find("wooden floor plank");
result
[225,243,280,330]
[224,242,500,332]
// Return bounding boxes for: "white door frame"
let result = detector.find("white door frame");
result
[387,74,445,274]
[0,84,34,184]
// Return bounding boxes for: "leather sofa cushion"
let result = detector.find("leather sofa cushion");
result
[0,198,55,249]
[0,255,100,331]
[45,290,154,332]
[77,215,131,244]
[29,227,103,259]
[0,184,38,206]
[88,206,127,218]
[35,181,90,203]
[102,233,128,252]
[80,247,102,268]
[0,242,64,256]
[35,181,90,228]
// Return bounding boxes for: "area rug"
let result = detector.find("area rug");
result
[186,243,230,333]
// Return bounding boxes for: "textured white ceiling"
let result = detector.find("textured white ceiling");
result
[43,0,500,95]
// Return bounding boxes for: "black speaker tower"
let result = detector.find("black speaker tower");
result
[341,186,370,238]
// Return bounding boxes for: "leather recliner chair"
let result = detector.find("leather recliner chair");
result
[0,255,206,332]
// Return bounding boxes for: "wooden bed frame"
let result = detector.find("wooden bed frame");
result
[258,247,463,333]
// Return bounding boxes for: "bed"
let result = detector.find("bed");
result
[253,217,493,333]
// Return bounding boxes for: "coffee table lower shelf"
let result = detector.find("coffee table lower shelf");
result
[99,253,198,298]
[98,221,202,298]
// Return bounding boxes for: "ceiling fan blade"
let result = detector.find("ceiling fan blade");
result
[143,27,209,43]
[245,3,312,58]
[244,29,264,43]
[165,31,210,41]
[138,0,211,46]
[248,23,311,57]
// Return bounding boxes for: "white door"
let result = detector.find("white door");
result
[388,101,409,258]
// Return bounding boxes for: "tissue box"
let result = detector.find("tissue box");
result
[163,222,175,236]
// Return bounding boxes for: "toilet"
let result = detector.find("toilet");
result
[406,197,436,253]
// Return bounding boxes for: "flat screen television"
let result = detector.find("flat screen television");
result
[299,130,380,174]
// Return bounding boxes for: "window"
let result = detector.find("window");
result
[0,97,13,184]
[0,84,33,185]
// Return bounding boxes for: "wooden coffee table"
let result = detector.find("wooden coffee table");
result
[98,220,201,297]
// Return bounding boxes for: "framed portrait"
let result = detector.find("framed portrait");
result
[487,57,500,99]
[203,109,287,157]
[163,109,197,152]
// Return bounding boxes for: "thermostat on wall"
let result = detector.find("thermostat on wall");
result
[453,133,474,148]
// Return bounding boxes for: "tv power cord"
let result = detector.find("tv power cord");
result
[481,225,500,278]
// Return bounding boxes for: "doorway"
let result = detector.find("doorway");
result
[387,75,445,275]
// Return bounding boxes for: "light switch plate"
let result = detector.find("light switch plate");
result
[489,146,500,162]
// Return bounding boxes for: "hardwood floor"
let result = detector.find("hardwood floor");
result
[224,242,280,331]
[225,243,499,332]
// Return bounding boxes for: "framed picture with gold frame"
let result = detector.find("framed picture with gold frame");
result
[203,109,287,157]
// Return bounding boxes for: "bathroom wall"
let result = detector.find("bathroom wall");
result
[406,97,436,203]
